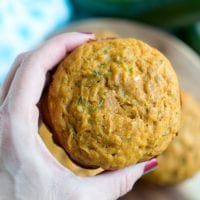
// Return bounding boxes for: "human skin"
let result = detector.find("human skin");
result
[0,32,157,200]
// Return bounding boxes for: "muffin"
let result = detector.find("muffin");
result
[39,124,102,176]
[41,38,181,170]
[143,92,200,185]
[95,30,119,39]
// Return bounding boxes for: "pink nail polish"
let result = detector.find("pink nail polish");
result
[143,159,158,174]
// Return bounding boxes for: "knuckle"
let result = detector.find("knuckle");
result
[15,52,27,62]
[16,51,33,65]
[120,174,134,196]
[68,182,93,200]
[2,96,38,125]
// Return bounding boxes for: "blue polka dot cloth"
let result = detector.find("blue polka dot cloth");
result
[0,0,72,85]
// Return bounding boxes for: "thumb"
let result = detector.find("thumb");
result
[84,159,157,200]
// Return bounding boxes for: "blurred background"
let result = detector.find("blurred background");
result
[0,0,200,85]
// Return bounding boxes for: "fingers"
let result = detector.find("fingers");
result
[0,52,29,106]
[84,159,158,199]
[6,32,94,115]
[0,32,95,188]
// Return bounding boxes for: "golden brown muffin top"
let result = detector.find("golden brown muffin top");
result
[45,38,181,170]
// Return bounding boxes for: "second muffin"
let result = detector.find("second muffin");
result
[143,92,200,185]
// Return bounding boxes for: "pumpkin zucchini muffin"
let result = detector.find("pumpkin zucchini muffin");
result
[143,92,200,185]
[95,30,119,39]
[41,38,181,170]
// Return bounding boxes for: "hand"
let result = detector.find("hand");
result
[0,32,157,200]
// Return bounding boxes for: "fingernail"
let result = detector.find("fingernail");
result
[80,32,93,34]
[143,159,158,174]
